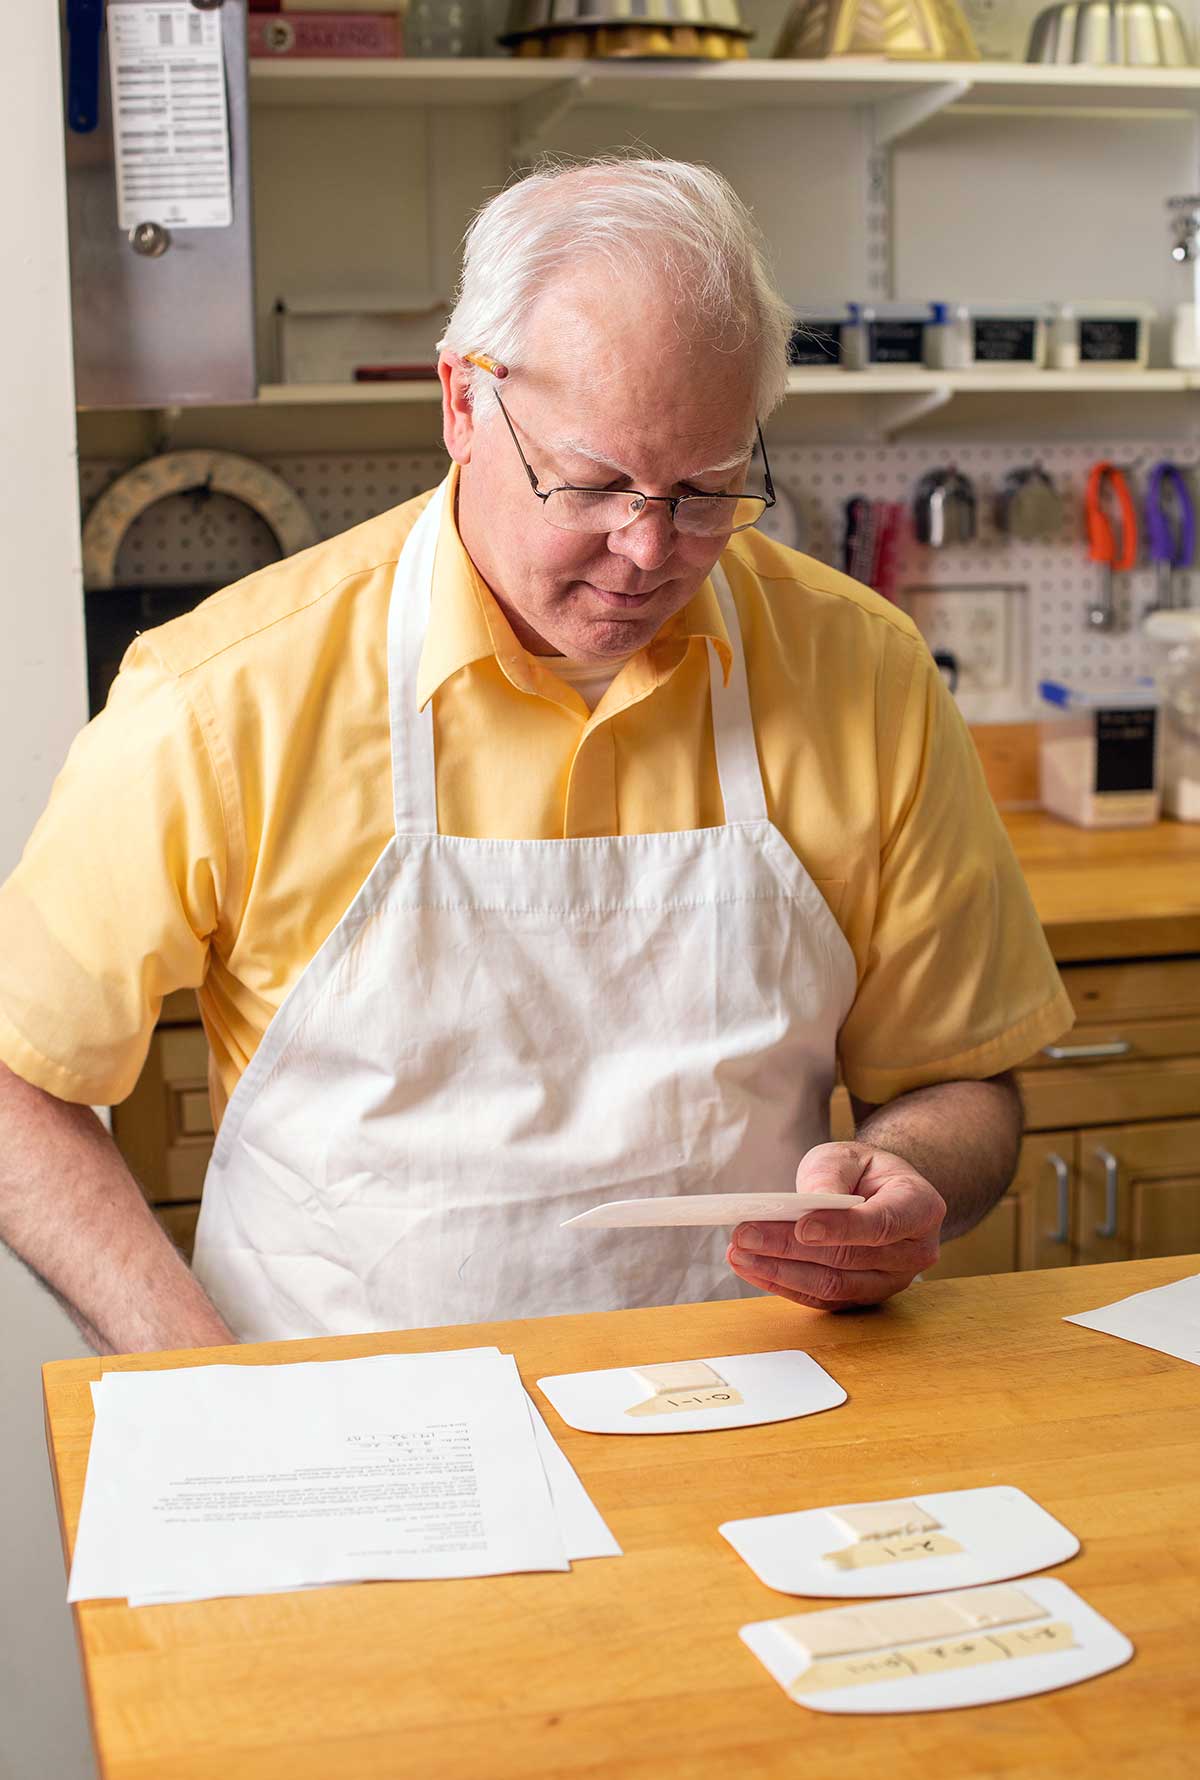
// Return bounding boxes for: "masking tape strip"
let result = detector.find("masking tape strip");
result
[624,1361,744,1417]
[827,1500,941,1542]
[777,1586,1049,1661]
[790,1621,1078,1697]
[823,1530,964,1572]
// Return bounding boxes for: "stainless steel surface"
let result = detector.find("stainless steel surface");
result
[998,464,1066,541]
[913,467,977,548]
[1087,571,1120,630]
[1025,1,1192,66]
[1046,1152,1071,1246]
[1095,1145,1121,1241]
[1042,1040,1133,1058]
[65,0,256,407]
[500,0,750,43]
[775,0,980,60]
[129,221,170,259]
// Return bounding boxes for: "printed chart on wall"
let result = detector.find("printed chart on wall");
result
[107,2,233,232]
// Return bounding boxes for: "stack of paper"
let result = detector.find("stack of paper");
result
[68,1347,619,1607]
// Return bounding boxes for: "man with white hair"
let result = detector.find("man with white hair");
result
[0,158,1069,1351]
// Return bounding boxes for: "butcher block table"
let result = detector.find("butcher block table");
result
[43,1256,1200,1780]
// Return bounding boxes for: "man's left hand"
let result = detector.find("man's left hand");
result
[727,1142,946,1310]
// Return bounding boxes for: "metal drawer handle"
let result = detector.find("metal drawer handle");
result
[1094,1146,1120,1240]
[1045,1151,1070,1244]
[1041,1041,1131,1061]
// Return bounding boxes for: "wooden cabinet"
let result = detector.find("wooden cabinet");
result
[925,958,1200,1279]
[110,990,212,1260]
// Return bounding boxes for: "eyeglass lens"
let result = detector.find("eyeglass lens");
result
[543,489,768,537]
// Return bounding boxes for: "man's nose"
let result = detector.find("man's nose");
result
[608,502,676,571]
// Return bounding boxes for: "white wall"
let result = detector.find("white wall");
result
[0,7,96,1780]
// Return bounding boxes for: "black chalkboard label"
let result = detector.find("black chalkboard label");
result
[1079,318,1141,363]
[973,317,1037,363]
[788,321,843,367]
[1094,707,1157,793]
[868,319,925,364]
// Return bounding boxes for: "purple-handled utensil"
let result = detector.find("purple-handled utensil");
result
[1146,461,1195,612]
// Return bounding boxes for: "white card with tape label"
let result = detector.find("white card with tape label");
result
[740,1578,1131,1714]
[561,1192,863,1229]
[721,1487,1079,1597]
[537,1350,846,1436]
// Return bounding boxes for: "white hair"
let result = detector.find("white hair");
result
[438,155,792,421]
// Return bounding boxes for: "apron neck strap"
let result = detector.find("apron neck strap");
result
[388,479,444,836]
[707,564,769,826]
[387,485,769,836]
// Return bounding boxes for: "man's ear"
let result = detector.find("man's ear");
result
[439,352,476,465]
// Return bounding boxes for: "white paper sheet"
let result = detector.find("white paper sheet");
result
[69,1348,572,1604]
[523,1394,622,1562]
[1063,1271,1200,1365]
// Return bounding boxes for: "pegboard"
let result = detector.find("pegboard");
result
[79,435,1195,719]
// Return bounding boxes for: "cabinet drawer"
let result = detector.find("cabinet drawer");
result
[1018,1055,1200,1131]
[1057,959,1200,1025]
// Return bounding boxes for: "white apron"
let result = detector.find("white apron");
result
[192,480,857,1341]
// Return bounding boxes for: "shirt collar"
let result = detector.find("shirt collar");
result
[416,463,733,710]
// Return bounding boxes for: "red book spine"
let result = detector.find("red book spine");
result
[248,13,403,55]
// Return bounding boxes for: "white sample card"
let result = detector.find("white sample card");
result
[107,2,233,231]
[741,1578,1132,1714]
[721,1487,1079,1598]
[537,1350,846,1436]
[1064,1271,1200,1366]
[562,1192,863,1229]
[69,1348,570,1604]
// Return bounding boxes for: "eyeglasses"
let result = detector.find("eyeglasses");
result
[493,391,776,538]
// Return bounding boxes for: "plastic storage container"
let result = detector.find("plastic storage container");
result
[787,307,848,371]
[1038,680,1161,828]
[1049,301,1155,371]
[926,301,1048,370]
[842,302,928,371]
[1145,610,1200,821]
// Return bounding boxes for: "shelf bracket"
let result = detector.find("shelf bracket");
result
[512,75,593,168]
[876,383,954,438]
[871,79,973,148]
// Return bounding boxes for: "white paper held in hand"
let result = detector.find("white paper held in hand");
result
[561,1192,864,1229]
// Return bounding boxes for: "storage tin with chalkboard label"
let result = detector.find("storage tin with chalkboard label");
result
[1038,680,1161,828]
[925,302,1047,370]
[1054,302,1154,371]
[788,312,846,371]
[843,302,928,371]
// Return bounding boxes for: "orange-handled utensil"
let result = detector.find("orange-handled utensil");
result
[1085,461,1138,632]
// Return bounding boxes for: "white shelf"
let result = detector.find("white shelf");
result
[248,56,1200,127]
[252,369,1196,404]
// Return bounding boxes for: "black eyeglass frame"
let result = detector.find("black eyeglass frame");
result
[492,390,776,535]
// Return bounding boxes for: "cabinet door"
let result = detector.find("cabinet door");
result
[922,1134,1074,1280]
[1075,1119,1200,1266]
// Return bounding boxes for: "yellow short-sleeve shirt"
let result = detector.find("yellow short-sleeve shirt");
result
[0,467,1071,1123]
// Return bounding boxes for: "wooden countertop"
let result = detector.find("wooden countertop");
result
[44,1256,1200,1780]
[1001,812,1200,962]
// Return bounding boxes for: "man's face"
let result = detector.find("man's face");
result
[444,270,760,661]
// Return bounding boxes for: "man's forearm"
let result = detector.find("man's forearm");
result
[0,1061,236,1354]
[851,1072,1023,1240]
